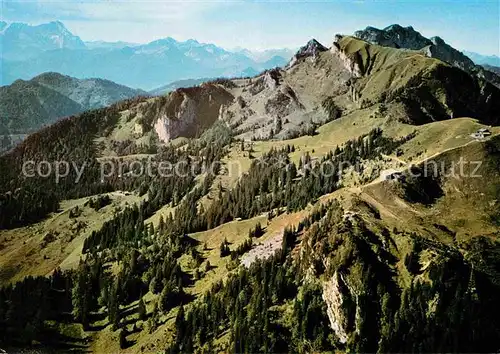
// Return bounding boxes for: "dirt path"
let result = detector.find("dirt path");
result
[381,153,407,165]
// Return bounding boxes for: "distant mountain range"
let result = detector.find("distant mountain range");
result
[463,51,500,67]
[0,21,292,90]
[231,47,297,63]
[0,72,145,137]
[84,40,140,50]
[0,21,86,61]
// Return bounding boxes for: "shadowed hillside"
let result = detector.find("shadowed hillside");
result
[0,73,146,153]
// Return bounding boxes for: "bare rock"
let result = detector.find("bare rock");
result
[154,84,233,143]
[287,39,328,68]
[322,271,355,344]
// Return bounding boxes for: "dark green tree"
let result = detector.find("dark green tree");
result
[138,296,147,321]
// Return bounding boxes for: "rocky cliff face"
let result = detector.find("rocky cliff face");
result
[153,84,234,143]
[331,35,362,78]
[322,272,353,344]
[354,24,500,88]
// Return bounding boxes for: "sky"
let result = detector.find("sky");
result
[2,0,499,55]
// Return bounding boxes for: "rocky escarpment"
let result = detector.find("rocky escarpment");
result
[150,33,500,144]
[354,24,476,71]
[152,83,234,143]
[331,35,362,78]
[354,24,500,88]
[217,33,500,141]
[263,69,304,118]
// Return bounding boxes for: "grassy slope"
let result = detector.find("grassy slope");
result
[337,36,500,125]
[339,35,441,94]
[0,191,142,285]
[362,134,500,245]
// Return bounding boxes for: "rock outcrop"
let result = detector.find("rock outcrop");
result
[354,24,430,50]
[264,68,282,89]
[426,36,475,72]
[153,84,233,143]
[331,35,362,78]
[322,272,353,344]
[287,39,328,68]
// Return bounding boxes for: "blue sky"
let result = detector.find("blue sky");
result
[2,0,499,55]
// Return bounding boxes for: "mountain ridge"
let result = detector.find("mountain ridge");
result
[354,24,500,88]
[0,72,146,152]
[1,25,500,354]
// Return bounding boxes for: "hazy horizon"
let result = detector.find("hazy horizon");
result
[3,0,499,55]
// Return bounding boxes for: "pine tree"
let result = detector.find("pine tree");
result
[138,296,147,321]
[254,222,263,237]
[159,215,165,234]
[72,267,90,329]
[119,328,127,349]
[147,301,159,334]
[98,280,109,308]
[159,283,178,313]
[108,281,120,331]
[220,239,230,257]
[175,304,186,345]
